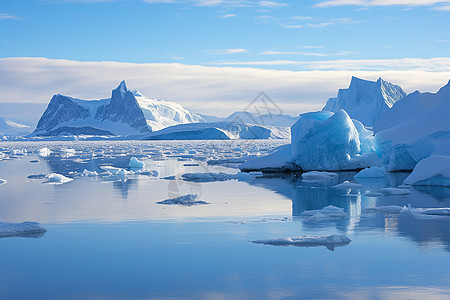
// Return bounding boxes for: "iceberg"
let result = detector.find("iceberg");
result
[291,110,377,171]
[129,157,145,169]
[403,155,450,187]
[322,77,406,127]
[38,147,51,157]
[0,221,47,238]
[253,234,351,250]
[0,179,7,185]
[375,80,450,171]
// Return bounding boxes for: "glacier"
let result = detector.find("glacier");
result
[322,77,406,127]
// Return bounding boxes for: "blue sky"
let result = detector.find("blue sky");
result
[1,0,449,66]
[0,1,450,117]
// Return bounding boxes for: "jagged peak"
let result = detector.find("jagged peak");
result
[113,80,128,97]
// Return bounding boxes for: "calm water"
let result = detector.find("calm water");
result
[0,141,449,299]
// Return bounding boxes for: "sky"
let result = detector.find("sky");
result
[1,0,450,118]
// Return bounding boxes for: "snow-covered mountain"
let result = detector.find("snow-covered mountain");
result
[32,81,203,136]
[196,112,298,127]
[322,77,406,127]
[0,117,33,136]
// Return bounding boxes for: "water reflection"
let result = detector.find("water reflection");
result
[249,172,450,251]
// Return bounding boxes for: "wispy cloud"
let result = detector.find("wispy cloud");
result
[0,57,449,116]
[219,13,237,17]
[208,48,249,54]
[260,50,355,56]
[315,0,450,8]
[259,1,288,8]
[434,4,450,10]
[210,57,450,72]
[0,13,20,21]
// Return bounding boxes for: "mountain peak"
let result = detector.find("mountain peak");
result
[113,80,128,97]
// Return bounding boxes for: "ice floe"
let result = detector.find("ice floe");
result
[45,173,73,184]
[253,234,351,250]
[157,194,209,206]
[0,222,47,238]
[301,205,348,222]
[333,181,366,190]
[38,147,51,157]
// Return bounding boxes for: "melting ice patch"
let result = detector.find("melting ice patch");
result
[365,204,450,219]
[0,222,47,238]
[157,194,209,206]
[333,181,366,190]
[253,235,351,251]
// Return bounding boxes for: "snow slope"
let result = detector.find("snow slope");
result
[0,117,33,136]
[32,81,204,136]
[375,80,450,171]
[322,77,406,127]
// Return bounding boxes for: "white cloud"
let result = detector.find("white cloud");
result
[434,4,450,9]
[315,0,450,8]
[208,48,249,54]
[219,13,237,17]
[0,57,449,117]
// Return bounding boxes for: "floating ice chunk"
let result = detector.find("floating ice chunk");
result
[38,147,51,157]
[253,234,351,250]
[182,172,234,182]
[417,207,450,216]
[333,181,366,189]
[82,169,98,177]
[0,221,47,238]
[129,157,145,169]
[13,149,27,156]
[302,171,338,182]
[355,166,385,178]
[100,166,121,175]
[0,179,6,185]
[365,205,404,214]
[0,152,5,159]
[403,155,450,187]
[157,194,209,206]
[378,187,412,195]
[45,173,72,184]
